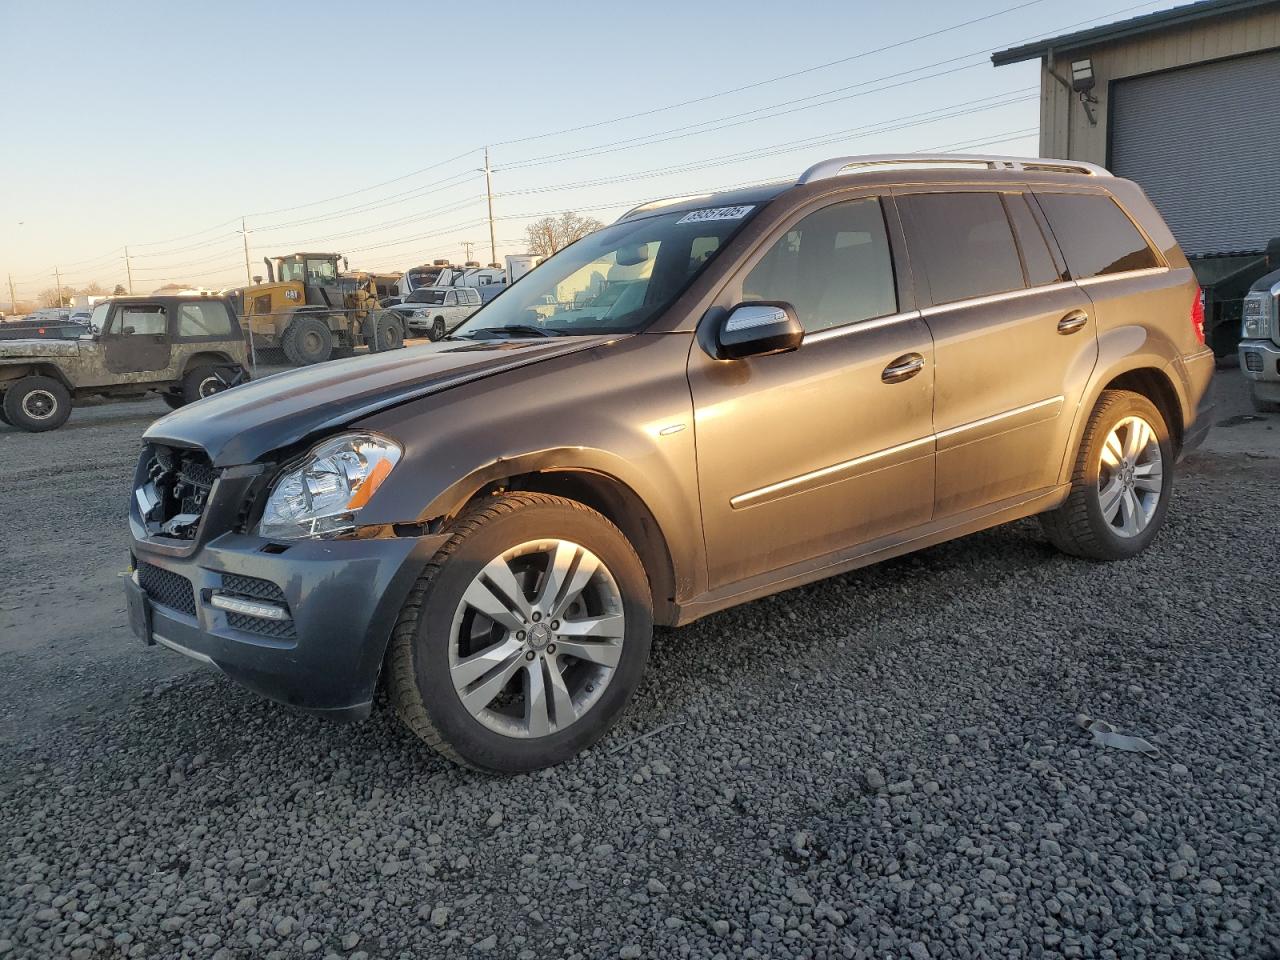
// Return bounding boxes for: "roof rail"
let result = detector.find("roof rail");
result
[797,154,1112,184]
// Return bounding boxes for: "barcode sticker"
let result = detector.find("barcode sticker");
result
[676,205,754,224]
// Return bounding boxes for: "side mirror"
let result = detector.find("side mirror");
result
[716,302,804,360]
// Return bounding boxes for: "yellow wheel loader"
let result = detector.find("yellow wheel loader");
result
[228,253,404,366]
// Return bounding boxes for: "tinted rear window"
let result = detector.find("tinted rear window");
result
[1005,194,1063,287]
[1035,193,1160,279]
[900,192,1024,305]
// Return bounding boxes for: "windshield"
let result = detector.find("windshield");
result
[452,207,754,337]
[90,302,109,329]
[407,289,446,305]
[278,259,305,283]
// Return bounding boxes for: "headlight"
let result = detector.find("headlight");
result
[1242,294,1272,340]
[412,308,429,318]
[258,433,401,539]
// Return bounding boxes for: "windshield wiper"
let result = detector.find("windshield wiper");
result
[454,324,565,340]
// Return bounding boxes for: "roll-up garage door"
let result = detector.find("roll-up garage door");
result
[1110,48,1280,257]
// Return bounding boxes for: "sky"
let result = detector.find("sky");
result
[0,0,1185,304]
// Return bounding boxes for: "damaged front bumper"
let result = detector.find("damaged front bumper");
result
[127,523,445,720]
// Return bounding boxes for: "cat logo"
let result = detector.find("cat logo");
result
[285,289,301,301]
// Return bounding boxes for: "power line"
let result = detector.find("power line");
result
[489,0,1052,148]
[494,90,1037,197]
[244,148,483,219]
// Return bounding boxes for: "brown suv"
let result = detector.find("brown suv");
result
[126,154,1214,772]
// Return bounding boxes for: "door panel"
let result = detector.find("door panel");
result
[922,284,1096,515]
[690,192,934,589]
[690,318,935,588]
[101,303,172,376]
[896,187,1097,516]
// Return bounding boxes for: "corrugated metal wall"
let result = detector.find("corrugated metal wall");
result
[1037,6,1280,163]
[1111,48,1280,256]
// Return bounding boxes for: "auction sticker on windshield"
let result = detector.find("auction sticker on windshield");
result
[676,205,754,224]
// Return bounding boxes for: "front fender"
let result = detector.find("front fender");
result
[352,334,707,602]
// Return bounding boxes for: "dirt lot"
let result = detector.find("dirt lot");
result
[0,363,1277,959]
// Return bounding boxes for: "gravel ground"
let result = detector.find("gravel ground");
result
[0,370,1278,959]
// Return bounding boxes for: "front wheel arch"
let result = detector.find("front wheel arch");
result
[434,467,679,627]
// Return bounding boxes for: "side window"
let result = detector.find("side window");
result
[1005,194,1063,286]
[177,302,235,337]
[900,192,1024,305]
[1036,193,1161,279]
[118,305,167,336]
[445,291,458,306]
[306,259,338,284]
[741,197,897,333]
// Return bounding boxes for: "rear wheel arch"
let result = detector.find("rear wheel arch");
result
[180,350,237,376]
[1099,367,1184,450]
[1061,361,1185,488]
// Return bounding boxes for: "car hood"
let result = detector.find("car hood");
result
[145,335,621,466]
[0,338,80,357]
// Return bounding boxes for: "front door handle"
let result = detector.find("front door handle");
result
[882,353,925,384]
[1057,310,1089,335]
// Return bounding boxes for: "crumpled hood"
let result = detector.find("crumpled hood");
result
[0,338,80,358]
[144,336,620,466]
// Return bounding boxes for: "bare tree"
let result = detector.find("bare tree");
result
[38,287,72,309]
[524,212,604,258]
[78,282,108,297]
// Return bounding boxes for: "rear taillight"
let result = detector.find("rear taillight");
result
[1191,288,1205,345]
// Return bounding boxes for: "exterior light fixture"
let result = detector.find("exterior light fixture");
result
[1070,58,1095,93]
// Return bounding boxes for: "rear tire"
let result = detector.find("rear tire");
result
[3,375,72,432]
[387,493,653,773]
[1040,389,1172,560]
[282,315,333,365]
[180,364,233,404]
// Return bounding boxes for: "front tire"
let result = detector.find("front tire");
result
[430,316,446,342]
[282,315,333,365]
[387,493,653,773]
[367,313,405,352]
[3,375,72,432]
[1040,389,1172,560]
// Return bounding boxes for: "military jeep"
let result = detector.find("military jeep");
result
[0,294,250,433]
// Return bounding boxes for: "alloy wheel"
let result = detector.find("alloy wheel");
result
[448,539,625,738]
[1096,414,1163,538]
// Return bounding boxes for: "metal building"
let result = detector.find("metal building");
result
[993,0,1280,352]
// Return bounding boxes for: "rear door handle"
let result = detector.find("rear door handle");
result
[1057,310,1089,335]
[882,353,925,384]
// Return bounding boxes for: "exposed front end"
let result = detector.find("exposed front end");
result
[125,441,443,718]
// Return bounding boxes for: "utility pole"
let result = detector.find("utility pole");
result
[462,241,475,262]
[6,274,15,315]
[54,267,63,308]
[124,246,134,294]
[483,146,497,266]
[239,216,257,372]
